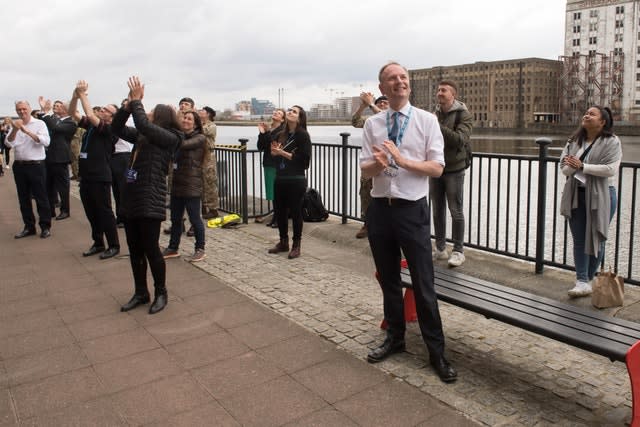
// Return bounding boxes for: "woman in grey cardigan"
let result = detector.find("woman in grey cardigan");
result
[560,106,622,297]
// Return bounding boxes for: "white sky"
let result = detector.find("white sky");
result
[0,0,566,116]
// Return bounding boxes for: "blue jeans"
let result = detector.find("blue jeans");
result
[430,170,465,253]
[568,186,616,282]
[169,196,205,251]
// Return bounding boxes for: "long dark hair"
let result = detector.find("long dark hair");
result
[569,105,614,146]
[278,105,307,143]
[152,104,181,131]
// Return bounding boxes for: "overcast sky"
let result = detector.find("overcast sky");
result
[0,0,566,116]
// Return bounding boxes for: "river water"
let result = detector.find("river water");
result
[217,125,640,162]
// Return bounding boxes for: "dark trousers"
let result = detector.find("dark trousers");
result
[79,180,119,249]
[274,178,306,241]
[46,162,70,216]
[367,197,445,359]
[12,161,51,231]
[110,153,130,223]
[169,196,205,251]
[124,218,165,296]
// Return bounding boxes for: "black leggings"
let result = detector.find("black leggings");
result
[274,178,306,241]
[123,218,166,296]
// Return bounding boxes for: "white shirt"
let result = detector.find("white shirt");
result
[360,102,445,200]
[5,118,50,161]
[114,138,133,154]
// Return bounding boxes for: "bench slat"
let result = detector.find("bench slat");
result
[434,274,639,346]
[436,268,640,332]
[398,267,639,362]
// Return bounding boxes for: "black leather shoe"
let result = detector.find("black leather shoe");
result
[40,228,51,239]
[149,294,167,314]
[367,337,406,363]
[99,247,120,260]
[14,228,36,239]
[56,212,70,220]
[82,245,105,257]
[431,356,458,383]
[120,294,150,312]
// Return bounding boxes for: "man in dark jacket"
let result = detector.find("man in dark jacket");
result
[38,97,77,220]
[69,80,120,260]
[431,80,473,267]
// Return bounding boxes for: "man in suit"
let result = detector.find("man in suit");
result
[38,97,78,220]
[360,62,457,383]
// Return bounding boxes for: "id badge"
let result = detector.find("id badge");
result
[79,152,88,159]
[125,168,138,183]
[173,162,178,170]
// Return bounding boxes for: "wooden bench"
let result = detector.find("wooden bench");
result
[384,264,640,426]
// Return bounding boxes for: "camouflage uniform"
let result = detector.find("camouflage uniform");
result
[352,112,372,220]
[201,121,219,217]
[70,127,85,179]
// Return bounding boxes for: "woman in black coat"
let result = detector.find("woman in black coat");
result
[267,105,311,259]
[111,76,183,314]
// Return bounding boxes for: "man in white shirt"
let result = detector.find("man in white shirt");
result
[360,62,457,383]
[4,101,52,238]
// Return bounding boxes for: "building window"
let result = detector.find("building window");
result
[573,25,581,33]
[590,10,598,18]
[636,100,640,105]
[616,20,624,28]
[589,37,597,44]
[616,6,624,14]
[589,23,598,31]
[573,39,581,46]
[637,73,640,81]
[574,12,581,20]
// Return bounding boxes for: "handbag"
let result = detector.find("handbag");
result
[591,267,624,309]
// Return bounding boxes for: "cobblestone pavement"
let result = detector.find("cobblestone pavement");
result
[159,217,633,427]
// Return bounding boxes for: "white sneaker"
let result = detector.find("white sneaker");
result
[448,251,465,267]
[567,280,592,297]
[433,248,449,261]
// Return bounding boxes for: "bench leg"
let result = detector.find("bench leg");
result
[627,341,640,427]
[379,289,417,329]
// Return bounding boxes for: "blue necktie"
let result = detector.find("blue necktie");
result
[389,112,400,143]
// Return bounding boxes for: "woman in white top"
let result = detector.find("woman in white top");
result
[560,106,622,297]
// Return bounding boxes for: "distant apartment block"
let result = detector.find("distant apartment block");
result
[308,96,360,120]
[250,98,276,116]
[409,58,562,128]
[564,0,639,124]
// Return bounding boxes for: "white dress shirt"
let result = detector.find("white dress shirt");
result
[360,102,445,200]
[5,118,50,161]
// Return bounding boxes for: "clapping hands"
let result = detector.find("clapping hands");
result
[127,76,145,102]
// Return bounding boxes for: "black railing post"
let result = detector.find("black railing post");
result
[340,132,350,224]
[535,137,551,274]
[239,138,249,224]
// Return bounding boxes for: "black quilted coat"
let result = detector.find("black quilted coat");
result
[111,101,182,220]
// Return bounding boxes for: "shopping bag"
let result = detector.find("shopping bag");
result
[591,267,624,308]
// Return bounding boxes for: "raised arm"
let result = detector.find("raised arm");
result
[75,80,100,127]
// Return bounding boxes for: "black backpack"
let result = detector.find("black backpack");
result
[302,188,329,222]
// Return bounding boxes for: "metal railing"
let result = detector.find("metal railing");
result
[214,135,639,285]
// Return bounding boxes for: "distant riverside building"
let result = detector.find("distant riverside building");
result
[564,0,639,124]
[409,58,562,129]
[250,97,276,116]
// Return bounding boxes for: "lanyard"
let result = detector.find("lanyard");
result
[386,106,412,147]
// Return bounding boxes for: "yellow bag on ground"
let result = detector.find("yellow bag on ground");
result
[207,214,240,229]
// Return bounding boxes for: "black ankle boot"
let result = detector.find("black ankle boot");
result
[120,294,150,312]
[149,292,167,314]
[268,238,289,254]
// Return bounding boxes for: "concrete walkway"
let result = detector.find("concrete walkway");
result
[1,170,638,426]
[0,176,476,426]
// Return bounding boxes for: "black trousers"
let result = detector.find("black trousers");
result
[79,180,119,249]
[367,197,445,359]
[110,152,130,223]
[46,162,70,216]
[12,161,51,231]
[124,218,165,296]
[274,178,306,241]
